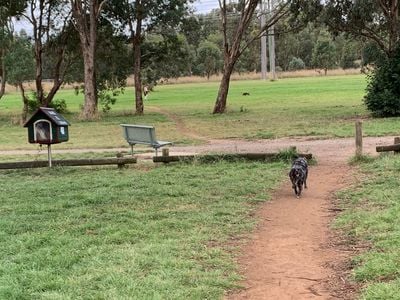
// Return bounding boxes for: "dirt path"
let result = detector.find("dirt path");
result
[217,136,385,299]
[148,106,209,141]
[227,161,352,300]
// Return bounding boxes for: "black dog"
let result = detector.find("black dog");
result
[289,157,308,198]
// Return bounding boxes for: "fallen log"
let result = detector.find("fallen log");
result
[0,157,137,170]
[153,153,312,163]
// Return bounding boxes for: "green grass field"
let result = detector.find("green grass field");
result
[3,74,400,151]
[2,75,400,299]
[0,161,285,299]
[336,155,400,299]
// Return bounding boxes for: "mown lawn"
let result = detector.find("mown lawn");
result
[3,74,400,151]
[336,155,400,299]
[0,161,286,299]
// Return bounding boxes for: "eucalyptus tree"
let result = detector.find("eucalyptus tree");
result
[70,0,108,119]
[107,0,193,115]
[4,33,35,121]
[0,0,26,99]
[0,28,12,100]
[19,0,76,108]
[197,41,222,79]
[212,0,290,114]
[311,37,337,75]
[141,32,192,84]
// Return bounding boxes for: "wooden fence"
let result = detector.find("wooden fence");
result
[0,157,137,170]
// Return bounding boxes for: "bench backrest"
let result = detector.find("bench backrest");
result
[120,124,157,145]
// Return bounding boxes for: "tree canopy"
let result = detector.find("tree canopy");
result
[2,0,398,118]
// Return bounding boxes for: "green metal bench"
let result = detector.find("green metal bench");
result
[120,124,172,156]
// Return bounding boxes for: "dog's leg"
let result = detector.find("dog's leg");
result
[304,170,308,189]
[297,182,303,197]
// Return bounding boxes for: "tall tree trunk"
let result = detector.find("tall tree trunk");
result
[34,42,44,104]
[81,1,98,120]
[132,0,144,115]
[71,0,103,120]
[212,0,288,114]
[32,0,45,104]
[19,83,29,123]
[81,49,98,119]
[213,61,235,114]
[42,46,68,106]
[0,50,5,99]
[212,0,258,114]
[133,43,143,115]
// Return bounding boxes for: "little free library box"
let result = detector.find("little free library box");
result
[24,107,70,145]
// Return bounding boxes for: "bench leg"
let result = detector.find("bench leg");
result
[155,148,158,156]
[130,145,134,156]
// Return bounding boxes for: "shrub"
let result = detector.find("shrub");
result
[27,97,68,114]
[288,57,306,71]
[364,48,400,117]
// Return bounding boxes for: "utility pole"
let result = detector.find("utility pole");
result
[268,0,277,80]
[260,0,268,80]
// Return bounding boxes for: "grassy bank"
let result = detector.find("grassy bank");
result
[0,161,285,299]
[336,155,400,299]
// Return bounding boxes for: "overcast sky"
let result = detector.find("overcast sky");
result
[194,0,219,14]
[14,1,220,34]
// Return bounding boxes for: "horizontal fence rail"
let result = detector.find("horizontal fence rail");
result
[0,157,137,169]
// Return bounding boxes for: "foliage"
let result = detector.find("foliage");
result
[338,39,361,69]
[311,38,337,74]
[26,95,68,114]
[3,34,34,85]
[0,0,26,24]
[98,89,120,113]
[0,161,285,298]
[196,41,222,79]
[67,22,130,113]
[361,41,386,67]
[288,57,305,71]
[107,0,193,115]
[95,23,130,112]
[364,47,400,117]
[324,0,399,58]
[276,147,300,162]
[141,33,192,86]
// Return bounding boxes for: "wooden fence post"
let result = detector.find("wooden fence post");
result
[355,121,363,156]
[162,148,170,157]
[394,137,400,154]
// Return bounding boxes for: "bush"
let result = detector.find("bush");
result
[364,48,400,117]
[27,97,68,114]
[288,57,306,71]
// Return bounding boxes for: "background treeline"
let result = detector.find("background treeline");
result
[0,1,399,120]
